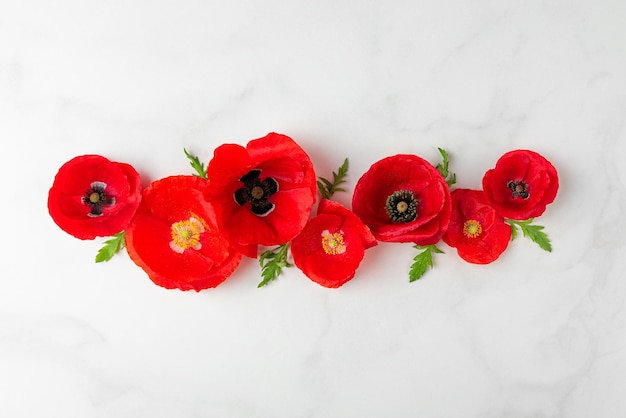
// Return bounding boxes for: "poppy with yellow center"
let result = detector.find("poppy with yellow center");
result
[291,199,377,288]
[443,189,512,264]
[125,175,243,291]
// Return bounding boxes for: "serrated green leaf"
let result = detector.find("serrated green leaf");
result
[184,148,208,179]
[316,181,327,198]
[318,158,349,199]
[432,246,444,254]
[435,148,456,187]
[259,251,277,263]
[506,219,552,252]
[409,245,443,282]
[319,178,334,189]
[409,251,432,282]
[258,243,292,287]
[446,173,457,187]
[522,224,552,252]
[509,222,518,240]
[95,232,126,263]
[436,147,449,177]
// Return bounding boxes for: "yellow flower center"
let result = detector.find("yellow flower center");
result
[88,192,101,203]
[321,230,346,255]
[396,201,408,213]
[170,216,205,253]
[463,219,483,238]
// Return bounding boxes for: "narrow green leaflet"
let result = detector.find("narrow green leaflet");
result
[317,158,349,199]
[506,219,552,252]
[184,148,208,179]
[435,148,456,187]
[258,243,292,287]
[95,232,126,263]
[409,245,444,282]
[509,222,518,240]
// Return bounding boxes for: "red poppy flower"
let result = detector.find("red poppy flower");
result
[125,175,243,291]
[442,189,512,264]
[204,132,316,257]
[351,154,452,245]
[482,150,558,220]
[291,199,377,288]
[48,155,142,240]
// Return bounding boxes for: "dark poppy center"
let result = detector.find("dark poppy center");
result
[508,180,529,199]
[234,169,279,216]
[82,181,116,217]
[251,186,265,200]
[386,190,417,223]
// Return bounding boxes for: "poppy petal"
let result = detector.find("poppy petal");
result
[482,150,558,220]
[352,154,451,245]
[292,200,377,288]
[125,175,242,291]
[48,155,142,240]
[442,189,511,264]
[204,133,316,256]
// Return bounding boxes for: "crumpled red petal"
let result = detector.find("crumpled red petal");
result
[204,132,316,256]
[48,155,142,240]
[291,199,377,288]
[442,189,511,264]
[482,150,558,220]
[352,154,451,245]
[125,175,242,291]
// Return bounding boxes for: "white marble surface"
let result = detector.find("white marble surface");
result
[1,0,625,416]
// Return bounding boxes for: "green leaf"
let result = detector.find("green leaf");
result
[409,245,443,282]
[509,221,518,241]
[319,177,334,189]
[317,180,330,199]
[435,148,449,177]
[521,223,552,252]
[184,148,208,179]
[258,243,292,287]
[318,158,349,199]
[446,173,457,187]
[435,148,456,187]
[506,219,552,252]
[95,232,126,263]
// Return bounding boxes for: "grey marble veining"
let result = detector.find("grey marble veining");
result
[1,0,625,416]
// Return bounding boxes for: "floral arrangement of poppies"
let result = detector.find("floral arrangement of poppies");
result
[48,132,559,291]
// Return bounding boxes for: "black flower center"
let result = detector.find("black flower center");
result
[234,169,279,216]
[82,181,116,217]
[386,190,418,223]
[508,180,529,199]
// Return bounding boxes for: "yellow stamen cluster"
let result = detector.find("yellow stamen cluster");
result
[321,230,346,255]
[170,216,205,253]
[396,201,408,213]
[463,219,483,238]
[89,192,101,203]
